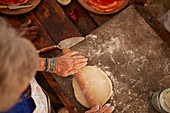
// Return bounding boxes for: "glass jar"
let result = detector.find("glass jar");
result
[151,88,170,113]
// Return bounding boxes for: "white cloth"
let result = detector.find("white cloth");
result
[159,10,170,32]
[30,78,49,113]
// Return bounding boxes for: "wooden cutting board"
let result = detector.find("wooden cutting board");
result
[52,6,170,113]
[0,0,41,15]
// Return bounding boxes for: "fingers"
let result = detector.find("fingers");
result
[73,56,86,59]
[63,69,78,77]
[54,52,88,77]
[22,30,38,41]
[29,31,38,36]
[21,20,31,27]
[17,20,39,41]
[26,26,39,32]
[22,26,39,40]
[85,104,115,113]
[66,51,78,56]
[74,62,87,69]
[60,61,87,77]
[104,106,115,113]
[24,31,38,36]
[73,57,88,64]
[90,105,100,112]
[98,104,111,112]
[20,26,39,35]
[85,105,99,113]
[24,36,37,41]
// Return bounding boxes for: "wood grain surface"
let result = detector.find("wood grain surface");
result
[1,0,170,112]
[62,0,97,36]
[33,0,82,43]
[0,0,41,15]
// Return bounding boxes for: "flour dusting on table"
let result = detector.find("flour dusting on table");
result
[73,32,170,112]
[72,6,170,112]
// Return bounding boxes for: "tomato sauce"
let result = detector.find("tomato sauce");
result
[86,0,124,11]
[0,0,28,5]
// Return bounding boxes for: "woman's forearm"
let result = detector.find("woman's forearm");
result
[37,57,53,72]
[37,52,88,77]
[37,57,45,71]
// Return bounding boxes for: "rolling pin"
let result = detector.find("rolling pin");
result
[62,48,100,108]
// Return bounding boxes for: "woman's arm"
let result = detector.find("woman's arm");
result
[37,57,45,71]
[37,51,88,77]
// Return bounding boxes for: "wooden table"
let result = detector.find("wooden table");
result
[1,0,170,112]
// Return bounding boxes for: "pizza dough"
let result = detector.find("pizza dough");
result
[72,66,113,108]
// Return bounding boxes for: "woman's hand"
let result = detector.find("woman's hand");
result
[85,104,115,113]
[53,51,88,77]
[17,20,39,41]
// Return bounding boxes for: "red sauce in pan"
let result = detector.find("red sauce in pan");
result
[86,0,124,11]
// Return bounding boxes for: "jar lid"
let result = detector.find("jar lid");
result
[160,88,170,112]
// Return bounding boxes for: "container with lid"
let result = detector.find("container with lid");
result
[151,88,170,113]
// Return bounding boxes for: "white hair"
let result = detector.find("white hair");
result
[0,17,39,111]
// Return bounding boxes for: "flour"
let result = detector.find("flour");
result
[82,34,148,112]
[164,62,170,74]
[82,89,87,95]
[76,34,130,100]
[72,30,170,112]
[126,50,135,59]
[84,35,121,59]
[105,71,111,77]
[101,37,120,54]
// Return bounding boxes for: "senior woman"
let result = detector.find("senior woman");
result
[0,17,114,113]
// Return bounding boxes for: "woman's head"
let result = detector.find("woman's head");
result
[0,17,39,111]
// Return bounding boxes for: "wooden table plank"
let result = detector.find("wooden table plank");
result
[62,0,98,36]
[80,3,129,26]
[1,0,169,112]
[41,72,78,113]
[1,12,56,50]
[33,0,82,44]
[87,12,114,26]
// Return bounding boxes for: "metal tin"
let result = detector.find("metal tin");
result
[151,88,170,113]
